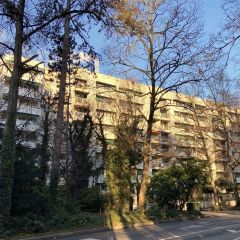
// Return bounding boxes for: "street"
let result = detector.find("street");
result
[54,211,240,240]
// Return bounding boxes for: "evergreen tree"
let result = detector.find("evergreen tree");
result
[106,117,143,212]
[66,113,94,210]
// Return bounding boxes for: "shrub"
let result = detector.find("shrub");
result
[67,212,105,228]
[75,187,106,213]
[8,213,47,233]
[147,158,207,211]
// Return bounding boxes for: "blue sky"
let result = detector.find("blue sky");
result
[87,0,240,79]
[203,0,222,35]
[89,0,224,74]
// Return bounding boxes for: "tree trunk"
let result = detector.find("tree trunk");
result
[138,39,155,209]
[39,108,50,184]
[211,177,220,210]
[138,109,154,209]
[0,0,25,225]
[232,171,240,207]
[49,0,71,208]
[138,137,151,209]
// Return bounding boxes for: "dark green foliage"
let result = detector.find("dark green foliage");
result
[0,113,18,224]
[11,144,48,216]
[9,213,46,234]
[66,113,94,210]
[5,211,105,235]
[106,118,143,212]
[106,149,131,212]
[147,207,180,219]
[215,177,234,192]
[75,187,106,213]
[147,158,207,211]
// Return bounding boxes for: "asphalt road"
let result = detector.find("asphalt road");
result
[35,211,240,240]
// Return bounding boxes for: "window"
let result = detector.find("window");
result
[161,132,169,142]
[175,134,194,142]
[175,122,193,131]
[119,87,143,97]
[197,115,207,122]
[75,91,88,99]
[75,106,89,113]
[18,97,38,107]
[161,145,169,153]
[195,104,205,111]
[96,110,116,118]
[19,79,39,91]
[160,121,169,130]
[18,130,37,141]
[75,78,87,87]
[96,95,114,104]
[176,146,193,155]
[17,112,38,122]
[96,81,116,90]
[106,139,115,145]
[174,111,181,117]
[175,100,192,108]
[160,109,168,117]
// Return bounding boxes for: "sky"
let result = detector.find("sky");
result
[203,0,222,35]
[88,0,225,75]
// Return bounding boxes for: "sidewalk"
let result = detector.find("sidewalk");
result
[18,227,110,240]
[202,210,240,218]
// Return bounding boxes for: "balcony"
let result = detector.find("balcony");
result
[160,112,169,119]
[16,120,39,132]
[1,104,41,116]
[74,78,88,90]
[17,105,41,116]
[96,82,116,91]
[75,97,89,106]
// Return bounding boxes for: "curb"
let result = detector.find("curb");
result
[19,227,110,240]
[17,215,204,240]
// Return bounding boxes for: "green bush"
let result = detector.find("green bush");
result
[75,187,106,213]
[68,212,105,228]
[147,158,207,211]
[47,210,69,229]
[8,213,47,233]
[3,211,106,237]
[147,207,179,219]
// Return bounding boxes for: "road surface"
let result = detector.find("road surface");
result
[34,211,240,240]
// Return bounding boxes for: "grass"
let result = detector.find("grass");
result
[107,210,152,229]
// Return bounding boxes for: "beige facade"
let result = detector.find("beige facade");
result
[1,56,240,192]
[0,55,45,148]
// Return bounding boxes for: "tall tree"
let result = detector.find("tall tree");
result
[0,0,27,224]
[0,0,120,220]
[0,0,73,222]
[179,91,221,209]
[49,0,72,208]
[66,113,94,210]
[206,73,240,206]
[106,115,143,212]
[48,0,122,206]
[107,0,207,208]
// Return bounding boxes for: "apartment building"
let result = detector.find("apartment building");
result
[1,56,240,204]
[0,55,45,148]
[44,67,240,190]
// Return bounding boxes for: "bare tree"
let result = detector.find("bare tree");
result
[184,73,240,207]
[177,91,220,209]
[106,0,207,208]
[206,73,240,206]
